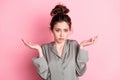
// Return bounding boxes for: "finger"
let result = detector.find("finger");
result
[95,36,98,39]
[90,38,95,44]
[92,36,98,44]
[21,39,27,44]
[28,42,32,44]
[94,36,97,40]
[22,40,31,46]
[21,39,24,42]
[88,38,92,42]
[93,36,98,42]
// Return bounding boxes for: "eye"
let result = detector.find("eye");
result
[55,29,60,32]
[64,29,69,32]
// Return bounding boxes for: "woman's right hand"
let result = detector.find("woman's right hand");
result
[21,39,43,57]
[21,39,41,50]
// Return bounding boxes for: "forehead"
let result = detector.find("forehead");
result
[54,21,69,29]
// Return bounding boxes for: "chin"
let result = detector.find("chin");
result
[57,40,66,43]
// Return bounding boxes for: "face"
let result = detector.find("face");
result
[52,21,70,43]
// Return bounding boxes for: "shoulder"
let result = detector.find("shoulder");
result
[67,39,79,46]
[41,41,54,48]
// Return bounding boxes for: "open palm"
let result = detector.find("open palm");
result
[80,36,98,47]
[21,39,41,50]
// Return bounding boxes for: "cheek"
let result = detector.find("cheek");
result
[53,32,59,37]
[67,33,70,37]
[66,31,70,35]
[65,32,70,37]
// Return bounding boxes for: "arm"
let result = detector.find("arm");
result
[75,36,97,76]
[32,57,49,79]
[75,41,89,76]
[76,48,88,76]
[80,36,97,47]
[21,39,49,79]
[32,47,49,79]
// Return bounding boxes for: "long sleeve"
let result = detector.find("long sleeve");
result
[74,41,89,77]
[32,40,89,80]
[32,57,49,79]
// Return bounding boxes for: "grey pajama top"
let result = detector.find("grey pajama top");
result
[32,39,89,80]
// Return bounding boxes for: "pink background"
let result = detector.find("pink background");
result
[0,0,120,80]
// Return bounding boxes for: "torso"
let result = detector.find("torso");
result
[41,39,79,80]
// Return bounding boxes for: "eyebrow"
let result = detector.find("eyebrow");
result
[55,27,69,30]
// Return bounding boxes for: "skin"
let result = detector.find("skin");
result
[22,21,97,57]
[52,21,70,44]
[52,21,70,56]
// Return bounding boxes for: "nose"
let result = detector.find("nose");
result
[60,31,64,37]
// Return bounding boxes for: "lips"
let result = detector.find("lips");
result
[59,38,64,40]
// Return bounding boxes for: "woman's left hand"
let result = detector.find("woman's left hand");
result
[80,36,98,47]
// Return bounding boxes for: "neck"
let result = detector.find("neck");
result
[54,40,67,57]
[54,41,66,48]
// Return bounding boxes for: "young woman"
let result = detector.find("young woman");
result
[22,4,97,80]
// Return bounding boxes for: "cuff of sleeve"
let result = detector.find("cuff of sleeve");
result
[32,57,48,73]
[78,49,89,62]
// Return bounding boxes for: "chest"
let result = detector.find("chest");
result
[45,45,77,65]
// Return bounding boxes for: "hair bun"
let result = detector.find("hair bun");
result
[50,4,69,16]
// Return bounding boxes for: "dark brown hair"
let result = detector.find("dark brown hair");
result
[50,4,72,31]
